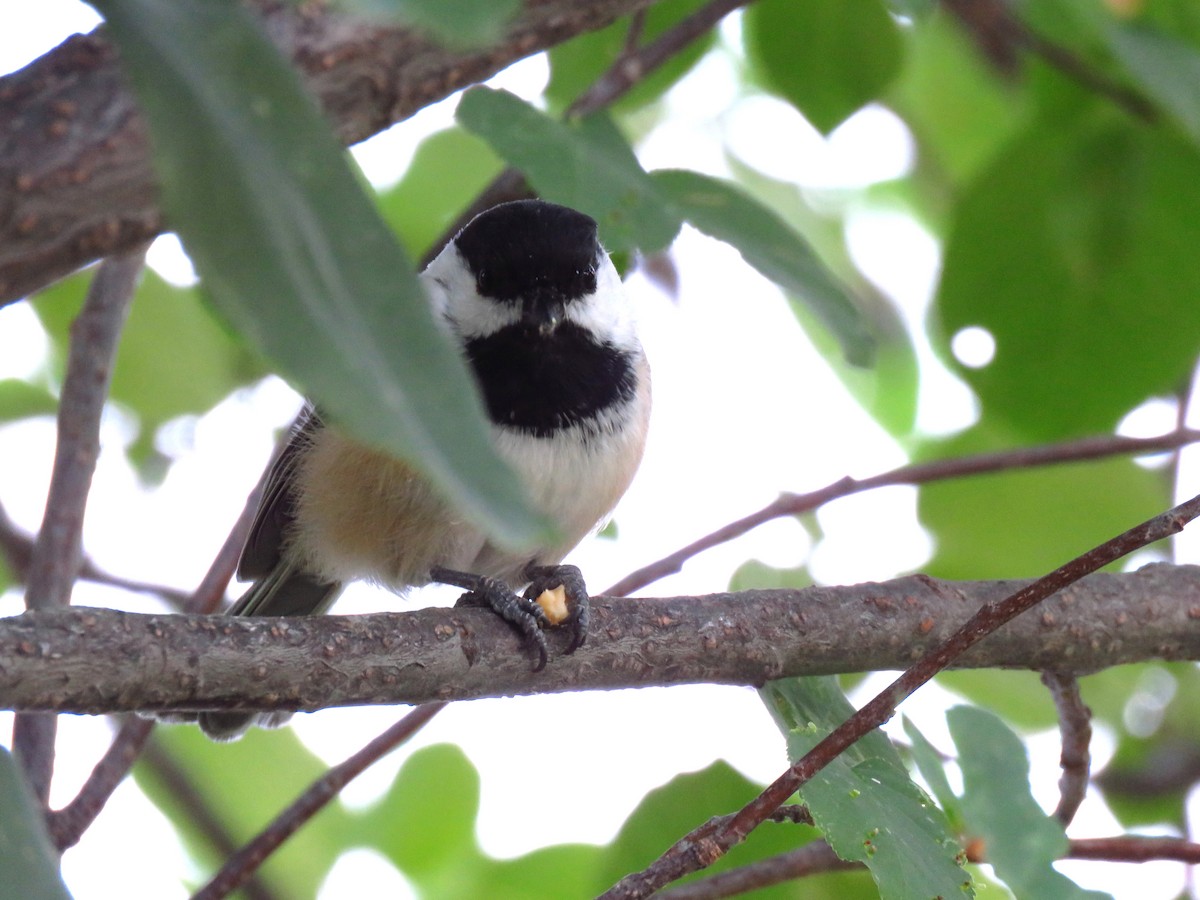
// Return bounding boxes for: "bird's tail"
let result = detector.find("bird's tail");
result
[178,563,342,741]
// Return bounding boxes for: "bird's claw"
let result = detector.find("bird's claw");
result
[434,566,550,671]
[524,563,589,654]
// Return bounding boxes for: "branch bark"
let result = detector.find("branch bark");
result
[4,564,1200,715]
[0,0,656,306]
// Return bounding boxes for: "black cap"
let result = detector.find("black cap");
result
[453,200,601,305]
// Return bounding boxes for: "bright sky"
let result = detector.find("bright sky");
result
[1,5,1194,899]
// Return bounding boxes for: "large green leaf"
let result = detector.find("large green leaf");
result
[0,747,71,900]
[456,87,682,254]
[762,678,971,900]
[652,168,875,365]
[92,0,547,548]
[948,706,1111,900]
[744,0,903,133]
[935,117,1200,440]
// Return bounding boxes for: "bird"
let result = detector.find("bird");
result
[195,199,651,740]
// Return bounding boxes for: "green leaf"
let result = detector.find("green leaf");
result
[917,426,1170,583]
[1108,24,1200,146]
[33,270,262,464]
[744,0,903,133]
[135,727,348,897]
[455,87,681,253]
[901,716,963,831]
[762,678,972,900]
[545,0,717,114]
[948,706,1111,900]
[339,0,521,47]
[0,379,56,424]
[377,127,504,260]
[890,11,1028,185]
[0,747,71,900]
[353,744,482,885]
[935,119,1200,439]
[93,0,548,548]
[652,168,875,365]
[723,158,919,435]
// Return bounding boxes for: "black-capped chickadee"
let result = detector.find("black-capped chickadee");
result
[196,199,651,740]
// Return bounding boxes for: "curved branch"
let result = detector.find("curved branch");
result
[4,564,1200,715]
[0,0,656,305]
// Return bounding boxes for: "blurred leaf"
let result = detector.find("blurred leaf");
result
[353,743,482,885]
[33,270,262,464]
[545,0,717,114]
[917,425,1169,582]
[901,716,963,831]
[0,747,71,900]
[730,559,812,591]
[598,758,877,899]
[652,168,875,365]
[135,726,347,898]
[935,118,1200,439]
[744,0,903,133]
[456,87,681,253]
[377,127,504,260]
[762,678,971,899]
[948,706,1110,900]
[722,158,919,436]
[0,379,56,424]
[339,0,520,47]
[1108,24,1200,145]
[95,0,548,548]
[937,671,1058,731]
[890,11,1027,186]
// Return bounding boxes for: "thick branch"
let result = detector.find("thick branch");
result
[4,565,1200,715]
[0,0,656,305]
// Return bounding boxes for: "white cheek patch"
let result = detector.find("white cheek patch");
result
[565,257,640,352]
[421,244,521,339]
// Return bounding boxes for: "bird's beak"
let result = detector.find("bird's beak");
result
[524,295,566,334]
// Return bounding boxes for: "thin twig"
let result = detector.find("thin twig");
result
[566,0,749,117]
[606,428,1200,596]
[601,494,1200,898]
[654,833,1200,899]
[0,498,192,608]
[657,841,854,900]
[12,247,145,806]
[138,737,279,900]
[192,703,447,900]
[1041,670,1092,826]
[1067,836,1200,864]
[940,0,1156,121]
[46,480,262,849]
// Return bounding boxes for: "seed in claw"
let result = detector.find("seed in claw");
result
[534,584,569,625]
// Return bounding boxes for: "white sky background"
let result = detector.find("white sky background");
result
[1,4,1197,898]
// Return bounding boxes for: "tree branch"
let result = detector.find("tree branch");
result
[11,246,143,805]
[606,428,1200,596]
[602,493,1200,898]
[0,0,658,306]
[4,564,1200,715]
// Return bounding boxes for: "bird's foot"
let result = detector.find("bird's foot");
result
[523,563,589,654]
[433,566,550,671]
